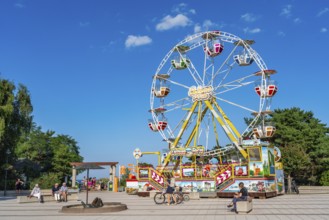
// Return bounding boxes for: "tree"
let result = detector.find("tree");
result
[15,127,83,185]
[0,80,33,188]
[50,134,83,182]
[271,107,329,185]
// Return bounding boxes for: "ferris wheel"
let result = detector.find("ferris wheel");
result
[149,31,277,164]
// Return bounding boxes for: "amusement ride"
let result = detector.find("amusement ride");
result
[130,30,284,197]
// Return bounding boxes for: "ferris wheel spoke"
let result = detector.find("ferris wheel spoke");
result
[159,97,192,113]
[160,77,190,89]
[176,50,203,86]
[210,44,239,86]
[214,96,256,113]
[214,74,256,93]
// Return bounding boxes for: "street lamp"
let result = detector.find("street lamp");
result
[4,149,10,197]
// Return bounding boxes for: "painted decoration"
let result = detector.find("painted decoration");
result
[222,180,276,193]
[234,166,248,176]
[202,164,220,178]
[262,146,270,176]
[182,168,195,177]
[139,169,149,179]
[248,147,262,161]
[274,146,281,162]
[275,169,285,194]
[249,161,263,177]
[268,147,275,175]
[175,181,215,192]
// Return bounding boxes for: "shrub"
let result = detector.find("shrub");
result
[30,173,61,189]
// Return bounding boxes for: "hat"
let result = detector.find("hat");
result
[35,184,39,187]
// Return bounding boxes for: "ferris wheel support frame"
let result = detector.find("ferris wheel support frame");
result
[158,98,249,174]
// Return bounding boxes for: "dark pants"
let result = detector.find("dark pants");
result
[233,196,247,210]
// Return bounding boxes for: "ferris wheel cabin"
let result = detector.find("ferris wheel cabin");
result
[153,74,171,98]
[234,54,254,66]
[255,79,278,97]
[171,57,190,70]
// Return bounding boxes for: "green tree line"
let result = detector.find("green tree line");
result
[270,107,329,186]
[0,78,83,189]
[243,107,329,186]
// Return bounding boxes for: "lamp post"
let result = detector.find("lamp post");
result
[4,149,10,196]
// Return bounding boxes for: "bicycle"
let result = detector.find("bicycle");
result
[176,186,190,202]
[154,189,183,205]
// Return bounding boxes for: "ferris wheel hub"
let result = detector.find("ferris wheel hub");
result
[188,85,214,102]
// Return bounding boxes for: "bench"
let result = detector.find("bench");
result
[236,197,253,214]
[17,189,79,203]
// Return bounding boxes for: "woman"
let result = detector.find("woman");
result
[166,177,176,206]
[29,184,43,203]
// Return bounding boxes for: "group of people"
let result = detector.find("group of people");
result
[82,176,104,190]
[27,182,69,203]
[51,182,69,202]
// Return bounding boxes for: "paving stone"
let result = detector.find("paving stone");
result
[1,192,329,220]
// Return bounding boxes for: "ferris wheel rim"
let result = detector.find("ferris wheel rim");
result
[150,30,271,146]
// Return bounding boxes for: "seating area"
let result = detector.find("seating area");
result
[236,197,253,214]
[17,189,79,203]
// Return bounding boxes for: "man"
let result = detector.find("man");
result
[29,184,43,203]
[60,182,68,202]
[227,182,248,212]
[52,183,61,202]
[15,179,24,195]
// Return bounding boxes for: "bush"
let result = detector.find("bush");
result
[30,173,61,189]
[319,171,329,186]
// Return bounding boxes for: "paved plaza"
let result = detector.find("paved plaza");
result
[1,192,329,220]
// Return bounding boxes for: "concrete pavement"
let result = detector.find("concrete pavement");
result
[1,191,329,220]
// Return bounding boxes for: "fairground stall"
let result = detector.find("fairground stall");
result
[127,30,284,198]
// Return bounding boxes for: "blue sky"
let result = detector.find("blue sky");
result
[1,1,328,178]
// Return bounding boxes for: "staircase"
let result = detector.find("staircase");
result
[214,165,232,189]
[216,178,235,192]
[149,168,166,191]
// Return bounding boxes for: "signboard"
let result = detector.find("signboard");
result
[171,146,205,156]
[188,86,213,102]
[133,148,142,159]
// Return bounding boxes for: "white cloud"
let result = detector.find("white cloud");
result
[243,27,261,34]
[125,35,152,48]
[293,18,301,24]
[317,8,329,17]
[194,24,201,33]
[79,22,90,27]
[281,5,292,18]
[14,3,25,8]
[241,13,258,22]
[189,9,196,14]
[320,28,327,33]
[203,20,216,28]
[277,31,286,37]
[156,14,191,31]
[193,20,219,33]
